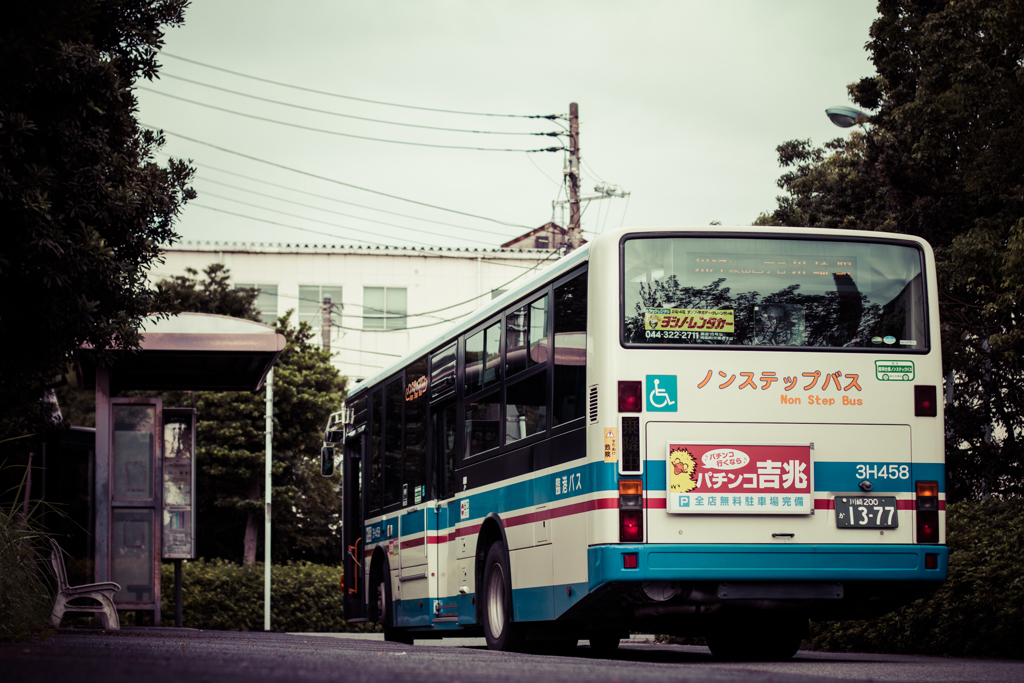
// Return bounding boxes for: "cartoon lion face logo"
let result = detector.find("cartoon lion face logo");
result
[669,447,698,493]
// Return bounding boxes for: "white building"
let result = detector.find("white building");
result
[149,241,561,383]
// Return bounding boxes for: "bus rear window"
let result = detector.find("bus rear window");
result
[622,236,927,350]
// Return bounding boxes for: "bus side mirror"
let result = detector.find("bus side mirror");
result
[321,446,336,477]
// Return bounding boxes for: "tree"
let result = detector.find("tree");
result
[757,0,1024,500]
[157,265,348,565]
[0,1,195,439]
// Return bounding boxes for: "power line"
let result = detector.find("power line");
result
[198,189,497,247]
[185,203,554,272]
[190,203,401,247]
[158,73,559,137]
[195,173,515,239]
[251,248,562,320]
[165,157,515,238]
[140,88,566,153]
[525,152,562,188]
[162,52,563,120]
[198,178,504,243]
[145,126,535,229]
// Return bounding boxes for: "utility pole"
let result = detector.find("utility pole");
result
[566,102,582,251]
[322,296,332,351]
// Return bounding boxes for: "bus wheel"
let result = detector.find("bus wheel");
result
[376,559,413,645]
[482,541,524,651]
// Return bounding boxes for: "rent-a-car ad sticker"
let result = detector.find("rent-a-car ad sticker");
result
[667,443,812,515]
[645,308,734,335]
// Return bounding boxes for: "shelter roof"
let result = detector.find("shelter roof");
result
[77,313,285,392]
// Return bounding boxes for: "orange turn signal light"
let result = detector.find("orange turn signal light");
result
[618,479,643,496]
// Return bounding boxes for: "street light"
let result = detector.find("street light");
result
[825,105,869,128]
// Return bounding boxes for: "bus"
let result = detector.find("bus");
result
[323,226,947,660]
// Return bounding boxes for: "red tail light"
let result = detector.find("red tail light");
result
[623,553,639,569]
[916,480,939,544]
[914,385,937,417]
[620,510,643,542]
[618,381,643,412]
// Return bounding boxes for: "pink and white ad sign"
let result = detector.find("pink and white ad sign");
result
[665,442,812,514]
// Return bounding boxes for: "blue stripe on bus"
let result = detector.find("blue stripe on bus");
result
[385,461,621,540]
[373,460,948,545]
[813,462,945,493]
[588,543,948,592]
[512,582,590,622]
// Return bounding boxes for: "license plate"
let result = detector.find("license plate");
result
[835,496,899,528]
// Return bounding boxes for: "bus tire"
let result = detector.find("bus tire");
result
[375,557,413,645]
[482,541,524,651]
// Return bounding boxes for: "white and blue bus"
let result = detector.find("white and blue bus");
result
[325,226,947,659]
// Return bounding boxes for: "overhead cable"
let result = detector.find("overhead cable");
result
[186,204,553,271]
[144,126,535,229]
[139,88,565,153]
[196,173,515,239]
[157,74,560,137]
[162,53,563,120]
[199,189,496,247]
[155,154,514,237]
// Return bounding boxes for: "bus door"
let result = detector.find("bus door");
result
[430,399,458,624]
[342,434,366,621]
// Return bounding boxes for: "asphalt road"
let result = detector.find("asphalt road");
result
[2,629,1022,683]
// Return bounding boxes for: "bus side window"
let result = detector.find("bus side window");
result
[553,271,587,426]
[403,357,428,506]
[384,378,403,507]
[369,389,383,512]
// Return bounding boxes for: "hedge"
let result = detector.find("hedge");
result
[808,498,1024,659]
[158,559,378,632]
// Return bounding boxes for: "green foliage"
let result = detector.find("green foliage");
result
[0,460,55,640]
[156,264,347,565]
[155,264,261,320]
[757,0,1024,500]
[0,1,195,441]
[159,559,377,633]
[809,498,1024,659]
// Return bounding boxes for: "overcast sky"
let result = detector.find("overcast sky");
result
[137,1,879,251]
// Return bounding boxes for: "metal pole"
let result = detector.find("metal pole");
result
[174,559,183,628]
[264,367,273,631]
[322,296,331,351]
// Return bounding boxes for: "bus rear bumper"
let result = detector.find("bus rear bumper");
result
[588,543,948,592]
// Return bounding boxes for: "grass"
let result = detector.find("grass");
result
[0,454,55,640]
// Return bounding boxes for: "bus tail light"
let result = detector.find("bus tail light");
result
[916,480,939,544]
[914,385,938,417]
[620,510,643,542]
[619,479,643,541]
[618,381,643,412]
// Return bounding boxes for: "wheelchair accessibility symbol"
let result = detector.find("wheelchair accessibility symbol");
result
[646,375,678,412]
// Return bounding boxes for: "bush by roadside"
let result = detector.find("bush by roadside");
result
[159,558,379,632]
[807,498,1024,659]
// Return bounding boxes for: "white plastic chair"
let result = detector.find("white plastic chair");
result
[49,538,121,630]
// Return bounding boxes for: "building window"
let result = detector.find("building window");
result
[299,285,343,331]
[235,283,278,325]
[364,287,407,330]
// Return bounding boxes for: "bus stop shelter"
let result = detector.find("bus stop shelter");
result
[78,313,285,625]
